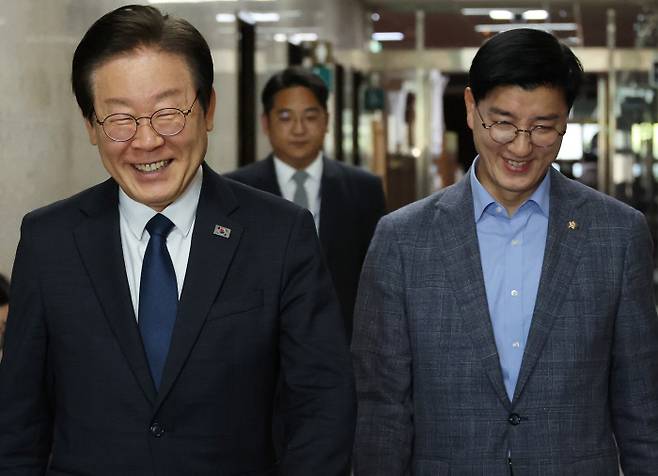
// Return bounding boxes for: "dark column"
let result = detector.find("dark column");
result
[238,19,256,167]
[334,63,345,162]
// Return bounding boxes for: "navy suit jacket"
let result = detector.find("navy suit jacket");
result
[352,168,658,475]
[0,164,356,476]
[227,156,386,341]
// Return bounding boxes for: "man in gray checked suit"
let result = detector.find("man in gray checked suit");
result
[352,28,658,475]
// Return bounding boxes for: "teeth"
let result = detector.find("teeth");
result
[506,159,524,168]
[134,160,169,172]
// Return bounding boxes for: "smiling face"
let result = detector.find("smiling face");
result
[262,86,328,170]
[465,84,568,214]
[85,47,215,211]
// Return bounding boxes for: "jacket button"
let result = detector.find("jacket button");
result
[149,422,165,437]
[508,413,522,425]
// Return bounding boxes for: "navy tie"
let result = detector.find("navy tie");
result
[139,214,178,389]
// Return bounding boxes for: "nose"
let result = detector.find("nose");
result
[131,118,165,150]
[507,130,533,157]
[291,117,306,135]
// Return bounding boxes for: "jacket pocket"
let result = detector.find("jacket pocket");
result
[568,451,619,475]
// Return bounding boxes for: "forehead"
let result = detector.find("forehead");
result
[90,48,194,103]
[480,85,568,116]
[272,86,323,110]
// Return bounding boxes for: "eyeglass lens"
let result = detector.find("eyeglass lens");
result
[488,123,560,147]
[102,109,186,142]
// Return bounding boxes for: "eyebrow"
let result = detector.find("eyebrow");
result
[276,105,323,112]
[488,106,561,122]
[101,88,186,109]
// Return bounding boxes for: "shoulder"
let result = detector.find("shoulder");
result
[22,179,116,230]
[224,157,272,183]
[326,158,382,187]
[553,171,645,229]
[213,170,302,222]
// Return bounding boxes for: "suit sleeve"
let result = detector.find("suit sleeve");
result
[278,208,356,476]
[610,211,658,474]
[351,215,413,475]
[0,217,53,474]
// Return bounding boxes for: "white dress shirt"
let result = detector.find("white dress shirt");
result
[273,153,323,231]
[119,166,203,319]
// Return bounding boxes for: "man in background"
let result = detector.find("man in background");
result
[352,28,658,474]
[0,5,355,475]
[228,67,386,342]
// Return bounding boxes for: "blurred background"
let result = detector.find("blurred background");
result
[2,0,658,294]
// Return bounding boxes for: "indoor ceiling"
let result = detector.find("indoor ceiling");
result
[362,0,658,48]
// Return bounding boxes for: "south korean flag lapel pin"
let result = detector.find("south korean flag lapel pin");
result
[213,224,231,239]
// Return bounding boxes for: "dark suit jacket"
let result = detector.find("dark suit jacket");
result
[226,156,386,341]
[0,164,355,476]
[352,167,658,475]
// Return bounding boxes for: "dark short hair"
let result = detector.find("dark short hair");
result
[468,28,583,110]
[72,4,213,121]
[261,67,329,115]
[0,273,8,306]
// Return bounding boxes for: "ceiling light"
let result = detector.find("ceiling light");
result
[372,32,404,41]
[215,13,236,23]
[371,13,381,22]
[288,33,318,45]
[150,0,275,2]
[489,10,514,21]
[522,9,549,21]
[461,8,499,16]
[273,33,288,42]
[237,11,280,23]
[150,0,235,3]
[475,23,577,33]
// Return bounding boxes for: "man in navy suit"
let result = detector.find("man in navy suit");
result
[227,67,386,342]
[352,28,658,474]
[0,5,355,475]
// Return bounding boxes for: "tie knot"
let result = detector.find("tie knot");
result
[292,170,309,186]
[146,214,175,237]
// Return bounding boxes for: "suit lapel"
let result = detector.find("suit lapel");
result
[436,172,510,408]
[74,179,157,404]
[513,169,588,402]
[155,166,243,409]
[318,157,342,253]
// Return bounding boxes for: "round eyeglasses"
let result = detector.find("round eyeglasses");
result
[95,93,199,142]
[476,107,565,148]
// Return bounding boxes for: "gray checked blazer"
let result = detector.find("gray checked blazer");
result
[352,167,658,475]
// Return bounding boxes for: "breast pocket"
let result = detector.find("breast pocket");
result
[206,289,264,322]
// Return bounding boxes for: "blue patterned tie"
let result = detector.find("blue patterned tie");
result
[139,214,178,389]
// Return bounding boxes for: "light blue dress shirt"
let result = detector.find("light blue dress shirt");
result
[470,158,550,400]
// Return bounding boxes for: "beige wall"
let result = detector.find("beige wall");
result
[0,0,366,277]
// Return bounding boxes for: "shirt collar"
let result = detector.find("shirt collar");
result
[470,156,551,221]
[119,165,203,240]
[273,152,323,184]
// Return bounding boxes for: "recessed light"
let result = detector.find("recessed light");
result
[522,10,549,21]
[372,32,404,41]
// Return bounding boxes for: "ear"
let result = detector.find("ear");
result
[204,88,217,132]
[464,87,476,131]
[84,116,99,146]
[260,112,270,137]
[323,110,330,135]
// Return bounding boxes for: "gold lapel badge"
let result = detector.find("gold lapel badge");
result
[568,220,577,230]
